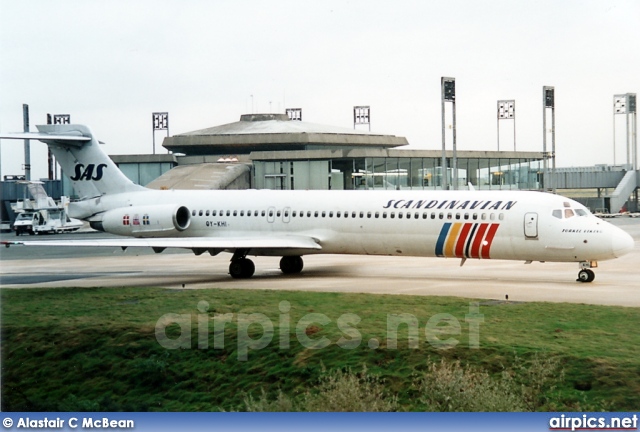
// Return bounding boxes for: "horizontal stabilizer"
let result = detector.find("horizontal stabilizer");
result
[0,132,91,146]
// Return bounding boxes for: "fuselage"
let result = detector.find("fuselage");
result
[76,189,634,263]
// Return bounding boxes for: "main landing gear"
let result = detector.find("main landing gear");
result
[229,249,255,279]
[576,261,597,283]
[228,252,305,279]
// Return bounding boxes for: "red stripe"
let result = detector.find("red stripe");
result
[470,223,489,258]
[455,223,473,258]
[480,224,500,259]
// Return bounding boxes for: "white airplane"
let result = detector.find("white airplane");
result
[1,124,634,282]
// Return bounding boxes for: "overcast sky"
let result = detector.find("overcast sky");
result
[1,0,638,180]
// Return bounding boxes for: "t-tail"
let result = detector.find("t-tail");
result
[36,124,145,198]
[1,124,145,199]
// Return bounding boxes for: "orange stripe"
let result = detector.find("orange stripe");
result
[444,223,463,257]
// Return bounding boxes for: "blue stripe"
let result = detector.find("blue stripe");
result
[435,223,451,257]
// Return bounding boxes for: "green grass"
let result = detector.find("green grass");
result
[1,287,639,411]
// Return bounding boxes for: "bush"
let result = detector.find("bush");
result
[242,365,398,412]
[416,358,525,411]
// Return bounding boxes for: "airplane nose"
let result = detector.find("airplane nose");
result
[611,228,634,258]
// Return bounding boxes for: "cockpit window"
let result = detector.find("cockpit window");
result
[575,209,588,216]
[564,209,575,218]
[563,202,571,208]
[552,209,562,219]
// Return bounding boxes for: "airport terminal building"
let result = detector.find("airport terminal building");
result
[157,113,546,192]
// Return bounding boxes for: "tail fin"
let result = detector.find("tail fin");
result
[2,124,145,198]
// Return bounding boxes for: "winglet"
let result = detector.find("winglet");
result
[468,182,476,191]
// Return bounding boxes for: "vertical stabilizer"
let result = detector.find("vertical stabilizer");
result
[35,124,145,198]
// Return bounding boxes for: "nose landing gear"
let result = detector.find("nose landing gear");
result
[577,261,597,283]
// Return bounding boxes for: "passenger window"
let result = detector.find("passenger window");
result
[199,210,203,216]
[423,213,428,219]
[439,213,444,220]
[383,212,387,219]
[254,210,259,216]
[337,211,341,218]
[240,210,244,216]
[564,209,575,218]
[212,210,217,216]
[307,211,312,217]
[499,213,504,220]
[390,212,395,219]
[490,213,495,220]
[314,211,319,217]
[359,212,364,218]
[292,211,296,217]
[226,210,231,216]
[367,212,372,218]
[284,211,289,217]
[552,209,562,219]
[375,212,380,218]
[206,210,210,216]
[192,210,197,216]
[455,213,460,220]
[233,210,238,216]
[329,211,333,217]
[431,213,436,220]
[261,210,266,217]
[352,212,357,218]
[481,213,487,220]
[464,213,469,220]
[398,213,403,219]
[472,213,478,220]
[321,211,326,218]
[447,213,452,220]
[344,212,349,218]
[268,210,274,217]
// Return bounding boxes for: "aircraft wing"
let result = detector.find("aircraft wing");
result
[1,235,322,251]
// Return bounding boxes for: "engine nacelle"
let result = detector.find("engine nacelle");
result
[91,205,191,237]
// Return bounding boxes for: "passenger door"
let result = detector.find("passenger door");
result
[524,212,538,239]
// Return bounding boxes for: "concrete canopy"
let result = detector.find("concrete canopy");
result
[162,113,409,156]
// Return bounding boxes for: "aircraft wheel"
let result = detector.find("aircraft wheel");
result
[280,256,304,274]
[577,269,595,283]
[229,258,255,279]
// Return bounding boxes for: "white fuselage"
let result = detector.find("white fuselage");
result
[78,188,633,263]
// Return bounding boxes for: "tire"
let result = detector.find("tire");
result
[229,258,255,279]
[577,269,595,283]
[280,256,304,274]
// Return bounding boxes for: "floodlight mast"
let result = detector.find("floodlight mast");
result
[613,93,637,170]
[152,112,169,155]
[46,114,71,180]
[543,86,555,192]
[441,77,456,190]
